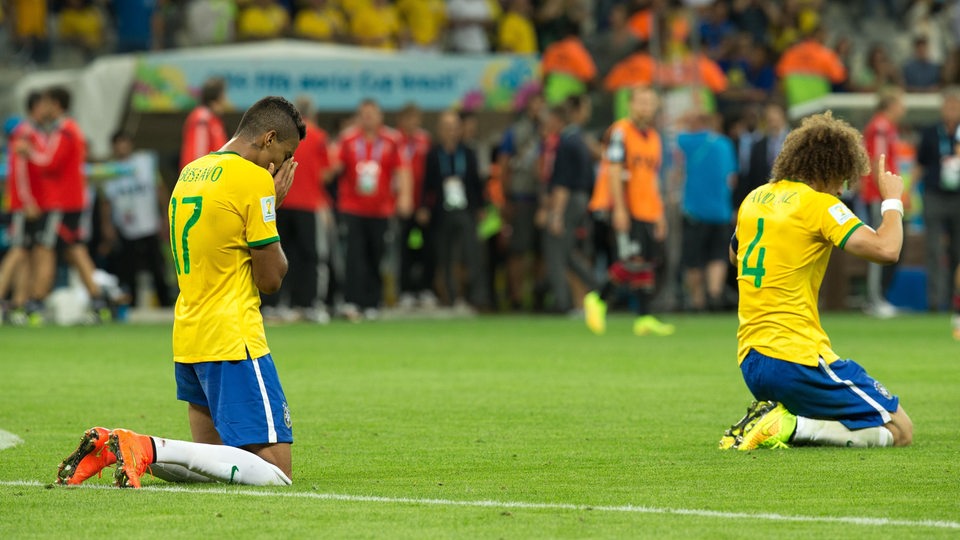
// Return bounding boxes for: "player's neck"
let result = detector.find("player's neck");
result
[363,127,379,141]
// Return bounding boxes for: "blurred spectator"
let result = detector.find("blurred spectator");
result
[659,49,728,94]
[110,0,161,52]
[446,0,495,54]
[535,0,577,51]
[731,105,761,191]
[153,0,186,50]
[261,97,332,323]
[497,0,537,54]
[859,86,906,319]
[776,26,846,105]
[586,3,637,79]
[831,35,855,91]
[338,0,370,19]
[180,78,228,169]
[626,0,655,42]
[58,0,106,61]
[350,0,401,49]
[420,111,486,309]
[720,35,776,102]
[730,0,773,46]
[603,41,657,92]
[902,35,942,93]
[184,0,237,46]
[945,48,960,87]
[905,0,948,64]
[698,1,736,60]
[334,99,410,321]
[498,89,544,310]
[397,0,446,52]
[541,21,597,104]
[10,0,50,64]
[396,104,436,309]
[99,131,172,308]
[293,0,346,43]
[850,44,903,92]
[916,87,960,311]
[674,112,735,311]
[735,101,788,211]
[237,0,290,41]
[543,96,596,314]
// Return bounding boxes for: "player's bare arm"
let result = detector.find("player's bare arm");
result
[251,242,288,294]
[608,161,629,232]
[843,153,904,264]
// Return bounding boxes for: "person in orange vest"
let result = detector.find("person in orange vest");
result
[775,25,846,85]
[603,41,658,92]
[541,21,597,102]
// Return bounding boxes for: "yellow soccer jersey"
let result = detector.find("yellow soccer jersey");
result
[169,151,279,363]
[736,180,863,367]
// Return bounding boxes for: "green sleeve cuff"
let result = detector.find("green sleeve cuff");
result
[838,222,864,250]
[248,236,280,248]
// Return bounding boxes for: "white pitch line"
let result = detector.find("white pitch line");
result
[0,429,23,451]
[2,480,958,530]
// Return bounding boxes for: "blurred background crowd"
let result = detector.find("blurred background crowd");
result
[2,0,960,326]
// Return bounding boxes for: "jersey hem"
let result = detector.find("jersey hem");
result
[838,222,864,250]
[248,236,280,247]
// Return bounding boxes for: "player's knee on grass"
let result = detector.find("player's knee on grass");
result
[245,442,292,480]
[887,406,913,447]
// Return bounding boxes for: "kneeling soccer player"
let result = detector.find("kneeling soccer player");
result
[721,112,913,450]
[55,96,305,487]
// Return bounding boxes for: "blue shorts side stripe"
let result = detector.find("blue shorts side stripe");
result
[817,358,892,424]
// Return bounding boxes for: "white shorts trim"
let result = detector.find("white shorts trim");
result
[818,358,892,424]
[251,358,278,443]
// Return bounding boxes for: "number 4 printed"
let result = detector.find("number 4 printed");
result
[742,218,766,287]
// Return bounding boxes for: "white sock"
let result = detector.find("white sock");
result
[149,463,213,483]
[794,416,894,447]
[152,438,292,486]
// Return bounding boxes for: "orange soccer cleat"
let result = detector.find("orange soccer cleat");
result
[107,429,156,488]
[56,427,116,485]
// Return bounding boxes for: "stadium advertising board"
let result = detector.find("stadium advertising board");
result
[133,42,540,113]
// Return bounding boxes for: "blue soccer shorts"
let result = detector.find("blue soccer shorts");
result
[175,352,293,447]
[740,349,899,430]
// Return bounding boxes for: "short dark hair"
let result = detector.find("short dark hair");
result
[111,130,132,145]
[26,91,42,112]
[200,78,226,107]
[235,96,306,142]
[45,86,71,112]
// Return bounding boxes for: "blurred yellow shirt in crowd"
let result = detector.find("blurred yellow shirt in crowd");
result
[237,3,290,40]
[59,6,104,48]
[294,4,345,41]
[397,0,445,48]
[12,0,46,37]
[338,0,370,17]
[497,11,537,54]
[350,3,400,50]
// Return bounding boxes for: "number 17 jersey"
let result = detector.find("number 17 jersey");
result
[169,151,280,364]
[735,180,863,367]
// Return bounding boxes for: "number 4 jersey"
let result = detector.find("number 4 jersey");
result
[169,151,280,363]
[735,180,863,367]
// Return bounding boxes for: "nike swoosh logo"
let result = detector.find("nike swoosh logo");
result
[229,465,239,484]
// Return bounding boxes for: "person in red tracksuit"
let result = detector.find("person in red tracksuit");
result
[395,103,435,309]
[261,97,333,322]
[860,87,906,319]
[19,86,109,323]
[180,78,228,170]
[0,91,45,322]
[334,99,412,321]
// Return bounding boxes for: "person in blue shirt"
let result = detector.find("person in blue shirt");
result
[673,111,737,311]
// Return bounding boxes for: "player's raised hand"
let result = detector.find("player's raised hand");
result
[877,153,903,201]
[272,159,298,206]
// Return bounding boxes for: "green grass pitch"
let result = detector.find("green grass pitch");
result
[1,314,958,538]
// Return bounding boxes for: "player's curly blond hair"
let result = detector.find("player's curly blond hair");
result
[770,111,870,192]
